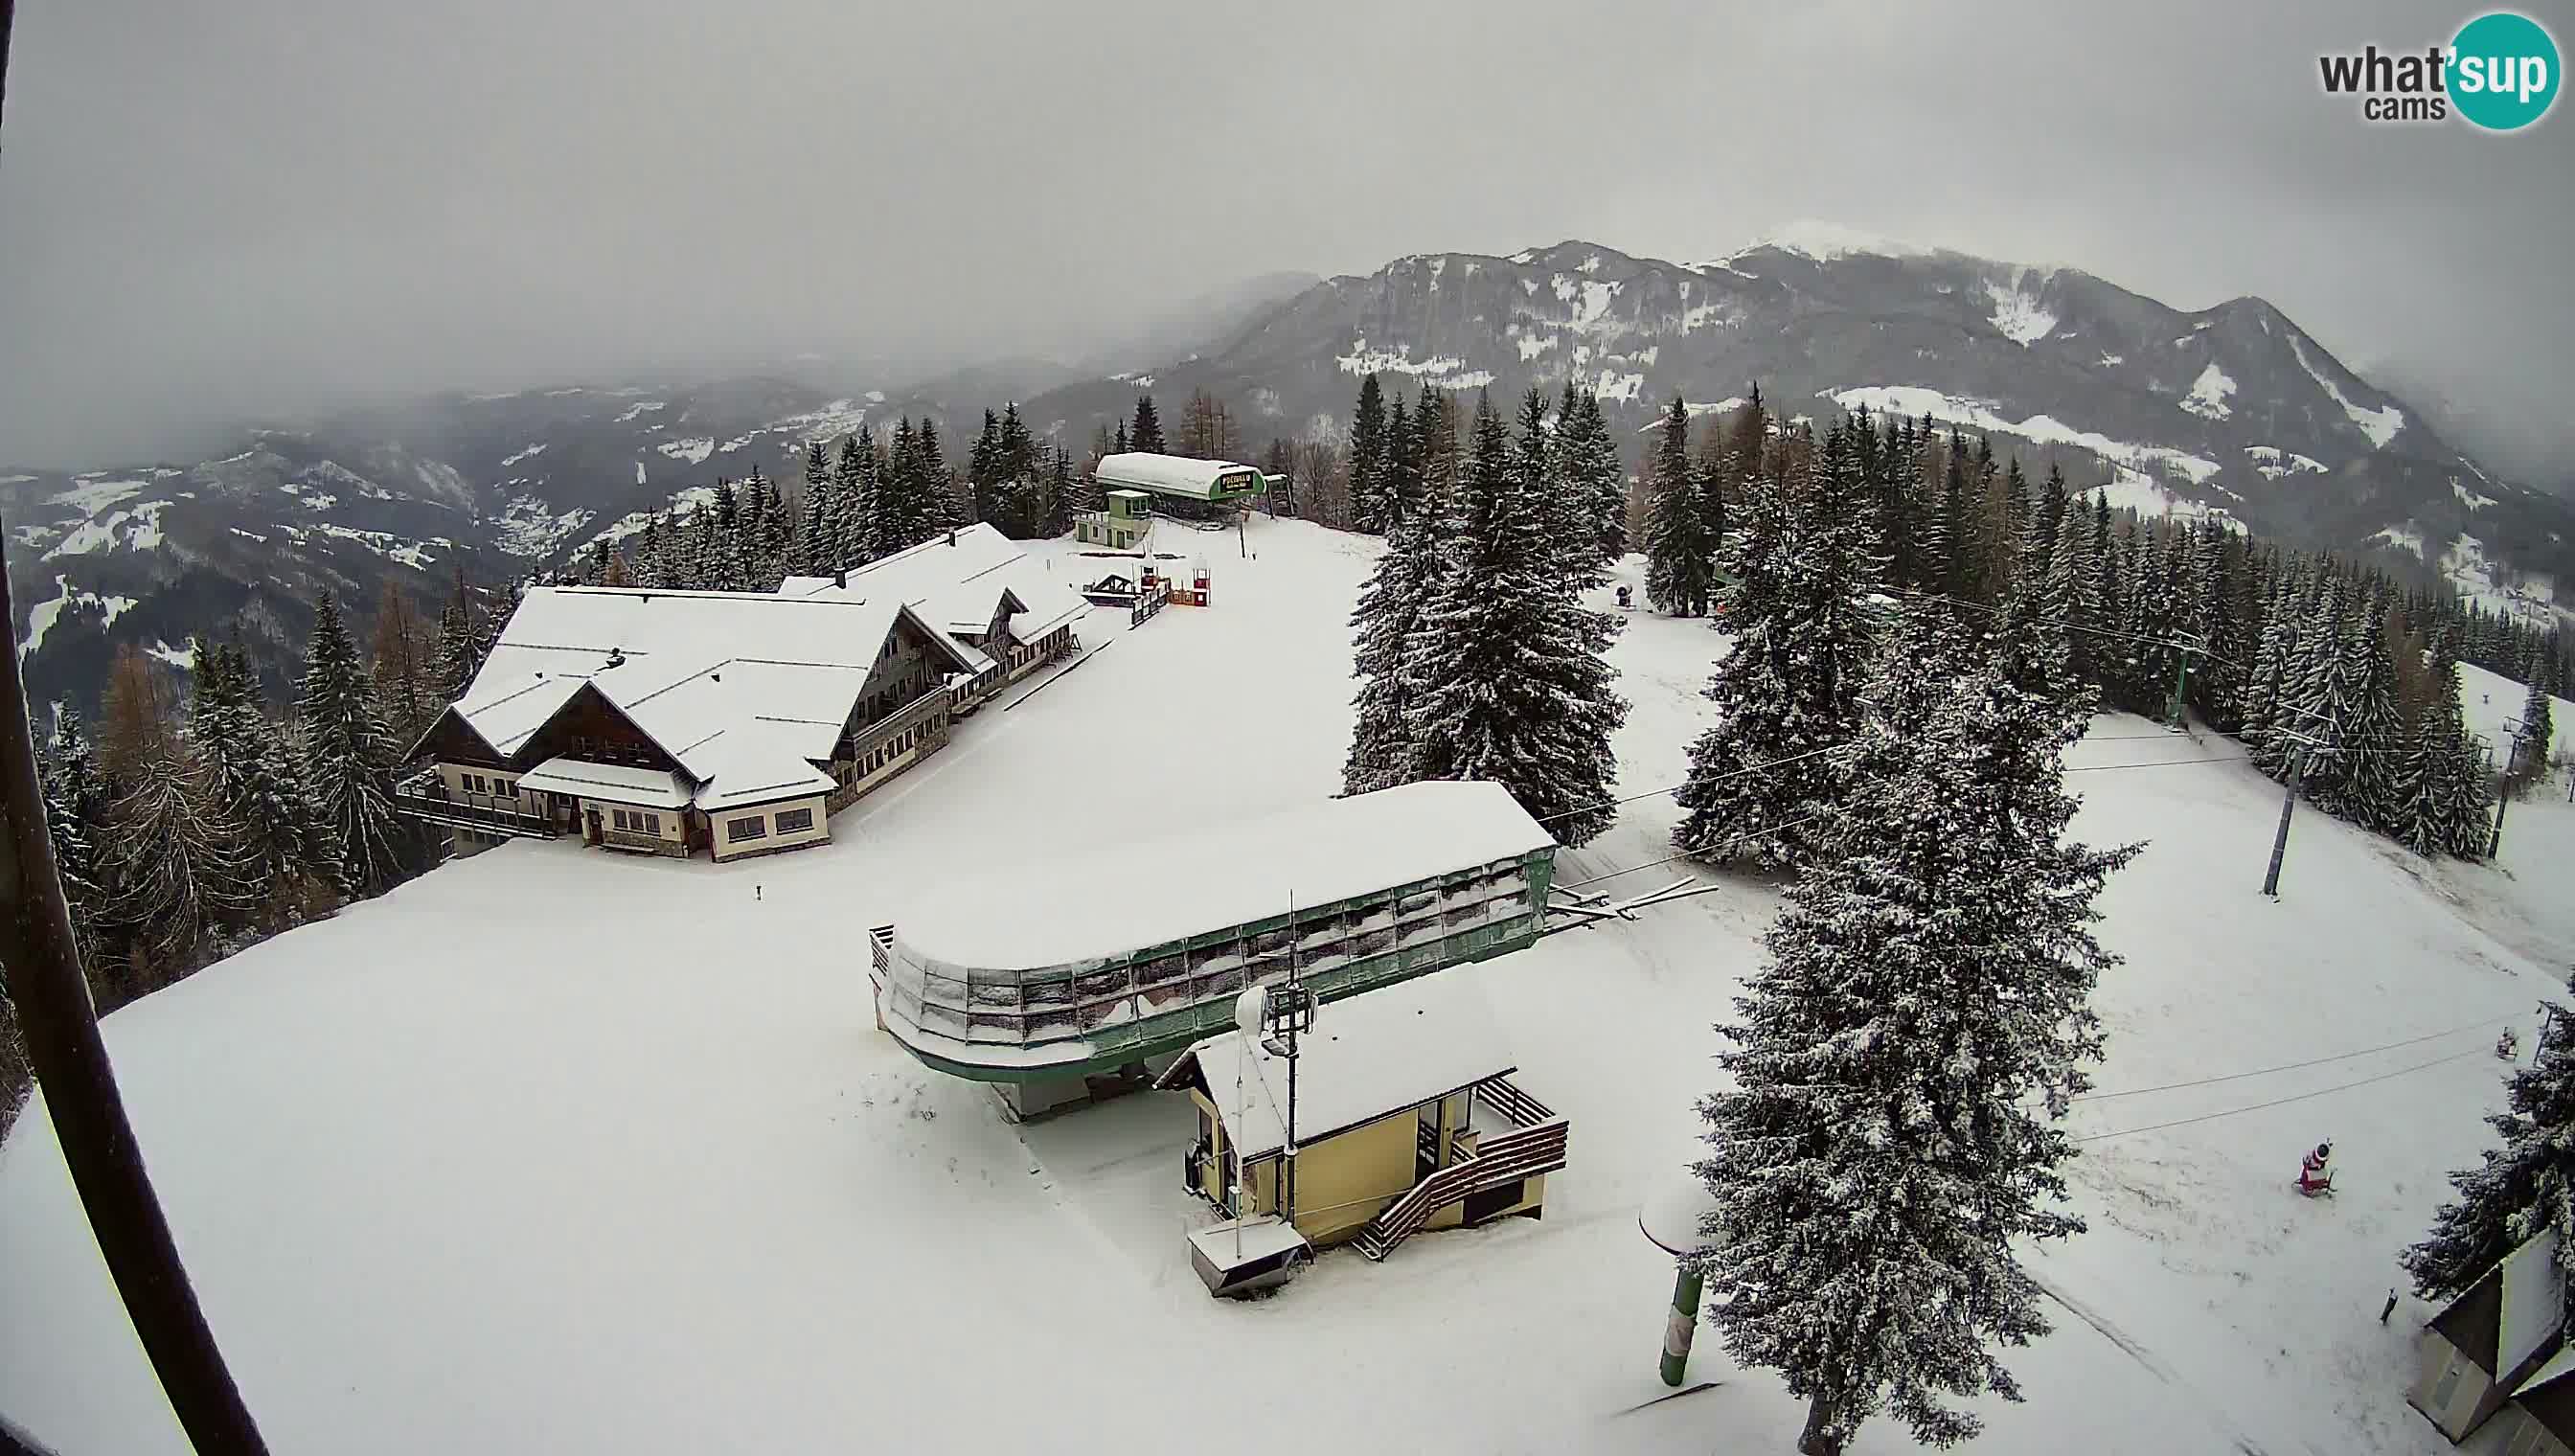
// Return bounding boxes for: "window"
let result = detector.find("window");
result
[776,808,814,832]
[641,812,661,834]
[491,780,513,799]
[466,773,487,794]
[2430,1357,2463,1413]
[612,808,631,830]
[726,815,766,843]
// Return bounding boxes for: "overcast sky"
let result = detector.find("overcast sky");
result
[1,0,2567,468]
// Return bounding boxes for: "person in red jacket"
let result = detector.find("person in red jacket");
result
[2298,1141,2334,1195]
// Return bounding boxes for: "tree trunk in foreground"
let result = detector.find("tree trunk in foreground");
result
[1799,1393,1847,1456]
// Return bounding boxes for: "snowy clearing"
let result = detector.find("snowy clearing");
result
[2179,362,2236,421]
[2374,524,2429,559]
[2455,479,2500,511]
[15,576,138,660]
[46,477,148,515]
[1333,339,1492,390]
[1982,273,2058,346]
[2,521,2569,1456]
[40,501,167,559]
[614,400,668,423]
[499,444,547,468]
[656,437,716,466]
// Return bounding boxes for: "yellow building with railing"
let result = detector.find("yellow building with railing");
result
[1155,973,1566,1294]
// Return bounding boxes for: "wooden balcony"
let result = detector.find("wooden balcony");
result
[395,788,555,840]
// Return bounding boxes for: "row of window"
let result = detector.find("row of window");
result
[610,808,664,835]
[459,772,515,798]
[857,723,933,778]
[725,806,818,843]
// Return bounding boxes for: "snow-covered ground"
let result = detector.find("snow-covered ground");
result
[4,519,2571,1455]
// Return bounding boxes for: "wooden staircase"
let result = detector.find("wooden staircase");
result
[1355,1081,1569,1262]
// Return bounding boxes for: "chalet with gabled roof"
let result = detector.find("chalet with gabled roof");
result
[401,585,989,861]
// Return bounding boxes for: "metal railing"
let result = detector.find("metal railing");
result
[1357,1080,1567,1261]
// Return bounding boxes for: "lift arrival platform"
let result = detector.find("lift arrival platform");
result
[867,781,1557,1099]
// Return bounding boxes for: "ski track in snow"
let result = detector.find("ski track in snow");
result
[1,524,2566,1456]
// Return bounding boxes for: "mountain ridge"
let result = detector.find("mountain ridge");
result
[9,237,2569,718]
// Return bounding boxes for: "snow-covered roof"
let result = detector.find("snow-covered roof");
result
[1185,1216,1310,1270]
[2499,1228,2565,1377]
[513,758,691,808]
[803,524,1087,657]
[1161,973,1515,1162]
[892,781,1553,974]
[442,585,983,807]
[2518,1343,2575,1398]
[1093,453,1263,502]
[688,727,836,812]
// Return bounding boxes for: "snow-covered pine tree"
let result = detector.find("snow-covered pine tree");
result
[2048,486,2104,691]
[2516,648,2557,787]
[39,700,110,952]
[830,429,870,568]
[1129,394,1166,454]
[2243,573,2302,780]
[2398,629,2477,858]
[1673,421,1883,868]
[1342,496,1437,797]
[1513,385,1598,601]
[1045,447,1077,536]
[969,408,1002,509]
[2403,1001,2575,1301]
[196,643,341,924]
[913,417,954,539]
[1381,394,1415,521]
[299,591,417,898]
[876,420,919,558]
[796,440,832,574]
[1403,392,1627,845]
[1553,385,1626,568]
[1696,604,2129,1456]
[99,653,253,987]
[1112,419,1129,454]
[2337,594,2411,833]
[1349,375,1392,534]
[1642,396,1715,616]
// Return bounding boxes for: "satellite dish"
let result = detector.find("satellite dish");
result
[1234,986,1268,1042]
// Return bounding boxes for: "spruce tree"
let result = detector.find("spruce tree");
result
[39,701,111,955]
[1130,394,1166,454]
[1403,393,1627,845]
[832,430,872,568]
[100,657,252,983]
[2049,489,2104,690]
[2403,1002,2575,1302]
[1674,422,1883,868]
[914,417,954,538]
[1553,385,1626,567]
[197,643,342,923]
[1113,419,1129,454]
[1344,509,1437,797]
[2516,649,2557,786]
[299,591,416,897]
[1349,375,1392,534]
[1697,607,2128,1456]
[1643,396,1714,616]
[877,420,919,557]
[2338,596,2410,832]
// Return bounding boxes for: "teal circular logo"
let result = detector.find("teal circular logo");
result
[2451,12,2560,130]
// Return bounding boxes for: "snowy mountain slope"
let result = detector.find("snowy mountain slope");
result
[2,379,900,713]
[3,518,2565,1456]
[1014,234,2575,629]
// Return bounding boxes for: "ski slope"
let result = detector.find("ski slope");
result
[3,518,2570,1455]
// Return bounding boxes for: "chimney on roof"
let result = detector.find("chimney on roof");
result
[604,648,625,670]
[946,529,957,547]
[834,567,847,590]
